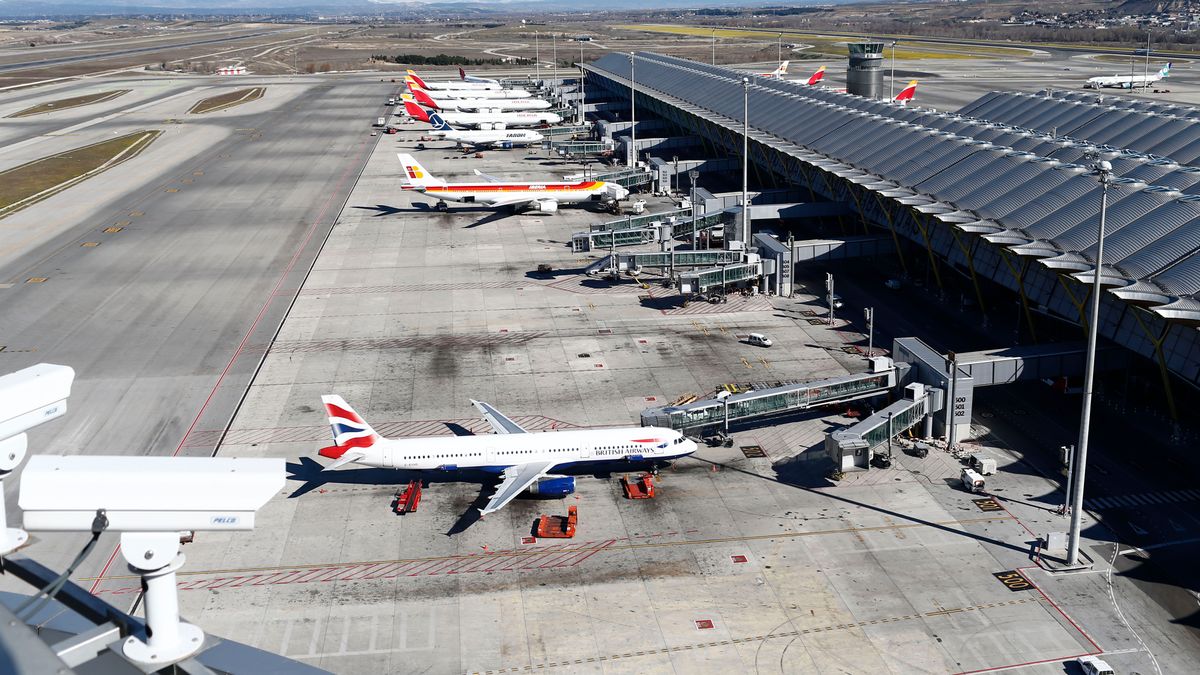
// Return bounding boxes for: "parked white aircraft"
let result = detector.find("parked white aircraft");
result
[397,153,628,213]
[459,67,500,85]
[410,86,552,111]
[1085,62,1171,89]
[428,112,543,149]
[404,95,562,128]
[406,69,499,91]
[318,395,696,515]
[404,75,531,98]
[756,61,789,78]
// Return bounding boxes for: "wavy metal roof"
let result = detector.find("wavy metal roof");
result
[958,90,1200,167]
[587,52,1200,325]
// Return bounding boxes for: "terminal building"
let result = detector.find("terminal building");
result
[578,52,1200,422]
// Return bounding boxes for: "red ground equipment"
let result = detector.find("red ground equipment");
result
[535,505,577,538]
[622,473,656,499]
[394,481,422,514]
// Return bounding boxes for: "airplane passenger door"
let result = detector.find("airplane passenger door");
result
[579,443,592,459]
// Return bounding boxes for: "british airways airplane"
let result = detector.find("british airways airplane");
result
[317,396,698,515]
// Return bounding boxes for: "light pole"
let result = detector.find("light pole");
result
[672,155,678,194]
[535,31,541,83]
[712,29,716,65]
[778,33,783,65]
[1066,159,1112,567]
[689,169,699,250]
[629,52,636,168]
[890,40,898,99]
[552,32,558,88]
[741,77,751,251]
[826,273,834,326]
[579,40,586,125]
[864,307,875,356]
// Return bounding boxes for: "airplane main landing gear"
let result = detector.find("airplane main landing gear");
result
[435,201,448,212]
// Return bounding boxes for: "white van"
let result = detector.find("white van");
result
[960,468,985,493]
[747,333,773,347]
[1076,655,1114,675]
[969,452,997,476]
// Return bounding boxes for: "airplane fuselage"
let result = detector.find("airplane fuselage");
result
[340,426,696,472]
[436,111,562,127]
[426,88,532,99]
[416,180,613,206]
[424,97,551,111]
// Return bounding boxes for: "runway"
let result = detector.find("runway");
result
[0,74,390,581]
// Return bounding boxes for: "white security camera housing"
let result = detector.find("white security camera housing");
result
[20,456,284,532]
[0,363,74,444]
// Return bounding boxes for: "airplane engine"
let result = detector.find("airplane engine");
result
[493,122,507,130]
[499,141,513,149]
[479,122,495,130]
[533,200,559,214]
[527,476,575,497]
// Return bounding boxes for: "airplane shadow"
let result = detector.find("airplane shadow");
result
[352,204,405,217]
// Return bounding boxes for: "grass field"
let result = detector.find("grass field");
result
[0,130,160,219]
[188,87,265,114]
[5,89,130,118]
[616,24,1034,60]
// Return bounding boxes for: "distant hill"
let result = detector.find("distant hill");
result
[1117,0,1200,13]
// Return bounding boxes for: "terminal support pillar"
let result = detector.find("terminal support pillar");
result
[1129,307,1179,422]
[945,351,958,448]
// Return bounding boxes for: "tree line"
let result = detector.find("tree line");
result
[372,53,528,66]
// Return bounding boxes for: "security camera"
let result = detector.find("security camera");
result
[19,455,283,668]
[19,455,283,533]
[0,363,73,555]
[1096,160,1113,173]
[0,363,74,459]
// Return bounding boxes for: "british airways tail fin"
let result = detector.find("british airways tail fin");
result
[318,395,381,470]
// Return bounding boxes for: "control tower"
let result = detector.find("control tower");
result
[846,41,884,98]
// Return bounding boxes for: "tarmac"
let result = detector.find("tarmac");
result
[0,73,387,583]
[67,115,1176,673]
[1,51,1195,674]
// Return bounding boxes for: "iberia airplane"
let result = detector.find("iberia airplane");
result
[318,396,697,515]
[397,153,629,213]
[894,79,918,103]
[404,94,562,128]
[757,60,789,78]
[804,65,826,86]
[408,84,552,111]
[404,74,531,99]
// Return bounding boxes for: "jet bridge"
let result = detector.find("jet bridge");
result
[678,257,763,294]
[571,208,730,252]
[825,383,942,471]
[584,249,744,277]
[641,358,900,432]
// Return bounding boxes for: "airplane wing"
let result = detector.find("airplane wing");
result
[482,195,544,209]
[471,399,528,434]
[472,169,504,183]
[481,461,555,515]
